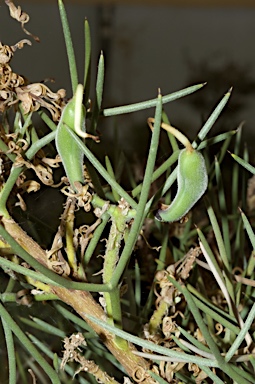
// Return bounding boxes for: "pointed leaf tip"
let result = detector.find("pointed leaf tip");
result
[226,86,233,95]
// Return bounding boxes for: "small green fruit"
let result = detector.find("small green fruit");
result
[155,148,208,222]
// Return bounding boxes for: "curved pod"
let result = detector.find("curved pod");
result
[55,85,86,192]
[155,148,208,222]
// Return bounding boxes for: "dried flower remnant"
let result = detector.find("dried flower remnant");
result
[188,362,209,383]
[0,40,31,66]
[19,179,40,194]
[61,333,120,383]
[0,40,66,118]
[14,155,55,186]
[7,138,29,154]
[0,42,27,112]
[153,248,200,312]
[5,0,40,42]
[61,332,87,369]
[73,219,101,257]
[61,181,93,211]
[15,192,26,211]
[159,358,185,382]
[15,84,66,121]
[0,4,66,119]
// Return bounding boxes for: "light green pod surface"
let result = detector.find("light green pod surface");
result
[55,90,86,191]
[155,148,208,222]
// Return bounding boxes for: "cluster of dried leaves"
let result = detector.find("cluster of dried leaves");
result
[1,1,66,120]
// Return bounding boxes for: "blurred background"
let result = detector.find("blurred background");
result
[1,0,255,159]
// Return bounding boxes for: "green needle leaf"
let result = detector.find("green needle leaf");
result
[58,0,78,92]
[102,83,206,116]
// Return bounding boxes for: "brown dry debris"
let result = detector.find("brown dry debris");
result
[159,358,185,382]
[0,65,66,119]
[153,247,201,313]
[46,206,71,277]
[0,32,66,119]
[0,40,31,66]
[16,84,66,120]
[14,155,55,186]
[61,180,94,211]
[141,247,211,382]
[61,333,120,383]
[5,0,40,42]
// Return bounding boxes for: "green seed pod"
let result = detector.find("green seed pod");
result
[155,148,208,222]
[56,84,99,192]
[55,84,86,192]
